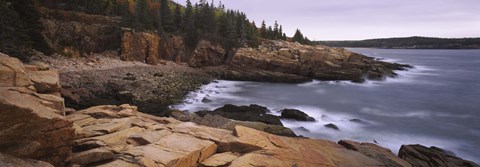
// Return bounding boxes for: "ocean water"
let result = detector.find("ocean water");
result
[173,48,480,163]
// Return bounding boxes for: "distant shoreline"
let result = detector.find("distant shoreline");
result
[316,36,480,49]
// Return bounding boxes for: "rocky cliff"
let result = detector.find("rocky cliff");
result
[121,31,226,67]
[40,8,122,57]
[208,40,411,82]
[1,53,478,166]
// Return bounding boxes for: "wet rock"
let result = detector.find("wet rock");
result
[202,97,213,103]
[398,144,479,167]
[296,127,310,132]
[325,123,340,130]
[206,104,283,126]
[280,109,316,122]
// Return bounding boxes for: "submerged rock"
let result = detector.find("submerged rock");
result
[325,123,340,130]
[280,109,316,122]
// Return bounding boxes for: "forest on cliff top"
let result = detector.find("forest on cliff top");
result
[0,0,312,61]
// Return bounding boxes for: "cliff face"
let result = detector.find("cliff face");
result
[121,31,226,66]
[40,8,121,57]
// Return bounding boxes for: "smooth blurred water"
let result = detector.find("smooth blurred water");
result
[173,48,480,163]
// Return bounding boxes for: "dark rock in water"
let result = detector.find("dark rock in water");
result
[296,127,310,132]
[349,119,370,125]
[204,104,283,126]
[324,123,340,130]
[211,80,219,83]
[351,78,366,84]
[201,97,212,103]
[280,109,316,122]
[248,104,271,113]
[398,144,479,167]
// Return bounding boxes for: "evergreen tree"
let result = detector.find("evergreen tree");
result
[273,21,279,39]
[293,29,304,43]
[0,0,31,60]
[184,0,198,47]
[260,20,267,38]
[246,21,260,47]
[267,26,273,39]
[279,25,284,40]
[135,0,152,30]
[161,0,174,32]
[11,0,51,55]
[173,3,182,32]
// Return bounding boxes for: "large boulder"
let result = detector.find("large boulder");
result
[280,109,316,122]
[398,144,479,167]
[0,53,32,87]
[230,126,388,167]
[0,88,74,166]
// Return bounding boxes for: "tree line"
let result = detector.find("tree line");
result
[44,0,313,47]
[315,36,480,49]
[1,0,314,61]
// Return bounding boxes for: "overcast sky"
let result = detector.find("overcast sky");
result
[174,0,480,40]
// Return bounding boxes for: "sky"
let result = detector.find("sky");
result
[173,0,480,40]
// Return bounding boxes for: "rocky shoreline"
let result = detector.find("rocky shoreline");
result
[1,53,479,166]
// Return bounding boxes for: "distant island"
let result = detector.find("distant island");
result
[316,36,480,49]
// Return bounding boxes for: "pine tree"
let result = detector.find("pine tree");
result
[267,26,273,39]
[246,21,260,47]
[184,0,198,47]
[11,0,51,55]
[0,0,31,60]
[273,21,279,40]
[161,0,174,32]
[260,20,267,39]
[135,0,152,30]
[173,3,182,32]
[293,29,305,44]
[279,25,284,40]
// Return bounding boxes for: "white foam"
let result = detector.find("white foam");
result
[171,80,248,111]
[297,80,321,87]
